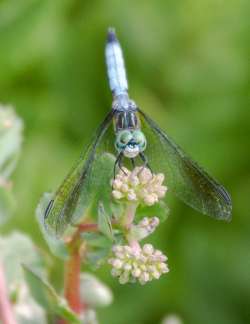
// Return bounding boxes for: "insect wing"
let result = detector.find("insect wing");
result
[138,109,232,221]
[44,111,116,236]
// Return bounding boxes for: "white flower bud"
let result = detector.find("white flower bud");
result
[154,250,163,257]
[148,265,157,273]
[112,190,123,199]
[158,262,169,272]
[144,195,157,206]
[123,263,132,271]
[139,255,147,263]
[113,259,123,269]
[112,179,123,190]
[127,191,137,201]
[143,244,154,255]
[140,272,150,282]
[157,186,168,198]
[152,217,160,227]
[152,271,161,279]
[132,268,141,277]
[138,168,152,183]
[124,246,132,253]
[129,175,140,186]
[141,217,149,226]
[121,183,129,192]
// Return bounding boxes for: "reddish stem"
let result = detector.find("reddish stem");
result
[63,223,97,322]
[77,223,98,232]
[64,245,82,314]
[0,263,17,324]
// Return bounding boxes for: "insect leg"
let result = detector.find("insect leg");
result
[113,152,127,180]
[118,153,127,175]
[114,152,122,179]
[131,158,136,169]
[139,152,153,174]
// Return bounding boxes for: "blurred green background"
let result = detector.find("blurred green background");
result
[0,0,249,323]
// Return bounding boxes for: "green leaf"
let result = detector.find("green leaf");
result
[36,192,69,260]
[0,185,15,224]
[81,232,113,270]
[0,232,46,284]
[81,232,111,248]
[110,201,125,221]
[23,265,81,324]
[97,201,113,241]
[86,247,111,270]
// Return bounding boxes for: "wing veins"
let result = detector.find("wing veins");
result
[46,110,115,235]
[138,108,232,220]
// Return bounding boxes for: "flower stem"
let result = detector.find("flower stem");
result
[122,203,138,229]
[64,225,86,320]
[64,243,82,314]
[77,223,98,232]
[0,263,17,324]
[63,223,98,321]
[128,238,141,253]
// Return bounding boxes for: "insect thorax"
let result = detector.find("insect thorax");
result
[113,110,141,132]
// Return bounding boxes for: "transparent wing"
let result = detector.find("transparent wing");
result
[138,109,232,221]
[44,110,116,236]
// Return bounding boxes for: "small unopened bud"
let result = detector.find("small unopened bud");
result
[80,273,113,307]
[128,217,160,241]
[112,190,123,199]
[143,244,154,255]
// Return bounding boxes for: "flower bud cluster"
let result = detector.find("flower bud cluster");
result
[129,217,160,241]
[108,244,169,285]
[111,167,167,206]
[138,216,159,234]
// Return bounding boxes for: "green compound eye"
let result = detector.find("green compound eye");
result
[115,130,133,151]
[119,130,133,144]
[133,130,147,151]
[133,130,145,144]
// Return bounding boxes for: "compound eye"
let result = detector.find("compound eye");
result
[119,130,133,144]
[133,130,147,151]
[115,130,133,151]
[133,130,145,144]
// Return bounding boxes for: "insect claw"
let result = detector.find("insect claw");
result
[120,166,128,175]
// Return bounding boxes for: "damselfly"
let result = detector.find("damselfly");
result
[45,28,232,236]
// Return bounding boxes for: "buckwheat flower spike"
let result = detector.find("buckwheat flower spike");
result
[129,217,160,241]
[111,167,167,206]
[108,243,169,285]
